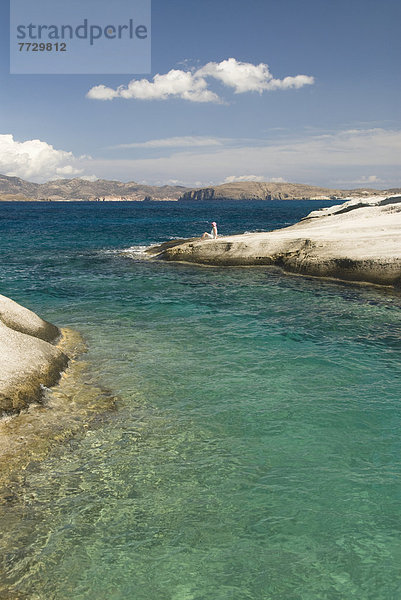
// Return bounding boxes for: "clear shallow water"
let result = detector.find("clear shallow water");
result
[1,201,401,599]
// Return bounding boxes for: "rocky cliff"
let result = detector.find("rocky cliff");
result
[179,181,401,202]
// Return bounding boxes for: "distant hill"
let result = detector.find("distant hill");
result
[0,175,187,201]
[179,181,401,201]
[0,175,399,202]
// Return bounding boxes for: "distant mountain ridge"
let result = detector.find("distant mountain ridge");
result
[0,174,186,201]
[0,174,399,202]
[179,181,401,201]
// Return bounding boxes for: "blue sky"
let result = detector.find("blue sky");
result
[0,0,400,188]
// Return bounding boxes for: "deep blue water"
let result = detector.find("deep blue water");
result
[0,200,401,600]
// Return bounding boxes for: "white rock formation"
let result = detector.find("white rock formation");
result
[147,196,401,288]
[0,295,68,414]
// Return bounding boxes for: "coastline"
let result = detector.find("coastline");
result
[0,296,117,496]
[0,294,68,415]
[1,200,401,597]
[146,195,401,289]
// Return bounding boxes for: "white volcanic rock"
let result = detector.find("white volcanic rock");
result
[0,295,68,414]
[147,196,401,288]
[0,294,60,342]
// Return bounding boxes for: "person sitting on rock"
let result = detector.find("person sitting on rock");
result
[201,221,218,240]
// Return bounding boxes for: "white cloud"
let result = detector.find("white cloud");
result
[87,58,314,103]
[79,174,99,182]
[85,85,119,101]
[333,174,384,185]
[80,128,401,188]
[56,165,79,176]
[109,136,223,149]
[165,178,188,186]
[87,69,221,103]
[86,86,115,101]
[223,175,287,183]
[4,128,399,189]
[224,175,266,183]
[0,134,84,182]
[197,58,314,93]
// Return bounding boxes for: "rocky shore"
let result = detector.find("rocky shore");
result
[0,297,117,494]
[0,295,68,415]
[147,195,401,288]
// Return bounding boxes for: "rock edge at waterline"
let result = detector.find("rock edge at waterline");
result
[0,295,68,415]
[146,195,401,288]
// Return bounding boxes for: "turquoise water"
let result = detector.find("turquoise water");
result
[1,201,401,599]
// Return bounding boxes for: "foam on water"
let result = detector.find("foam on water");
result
[118,244,153,258]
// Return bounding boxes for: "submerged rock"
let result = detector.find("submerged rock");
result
[0,295,68,415]
[147,195,401,288]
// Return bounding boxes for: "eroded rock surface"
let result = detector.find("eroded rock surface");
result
[0,295,68,415]
[147,195,401,288]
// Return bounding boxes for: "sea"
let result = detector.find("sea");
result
[0,199,401,600]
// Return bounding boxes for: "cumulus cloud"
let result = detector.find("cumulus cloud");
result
[0,134,84,182]
[197,58,314,93]
[86,85,119,101]
[109,136,223,149]
[80,174,99,182]
[87,69,221,103]
[87,58,314,102]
